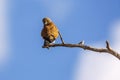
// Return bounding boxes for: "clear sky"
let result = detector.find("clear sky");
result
[0,0,120,80]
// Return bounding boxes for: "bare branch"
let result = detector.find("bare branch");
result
[58,31,65,44]
[106,40,111,50]
[105,41,120,60]
[42,41,120,60]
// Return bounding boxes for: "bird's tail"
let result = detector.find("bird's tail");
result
[43,40,50,49]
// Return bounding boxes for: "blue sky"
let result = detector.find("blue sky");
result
[0,0,120,80]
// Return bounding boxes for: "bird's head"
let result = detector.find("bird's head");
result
[42,17,52,25]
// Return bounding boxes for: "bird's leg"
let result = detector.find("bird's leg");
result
[58,31,65,44]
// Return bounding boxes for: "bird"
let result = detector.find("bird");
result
[41,17,59,48]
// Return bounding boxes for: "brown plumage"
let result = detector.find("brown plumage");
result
[41,17,59,47]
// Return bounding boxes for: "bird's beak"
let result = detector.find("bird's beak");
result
[44,21,47,25]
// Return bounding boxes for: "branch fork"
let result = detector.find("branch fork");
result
[42,40,120,60]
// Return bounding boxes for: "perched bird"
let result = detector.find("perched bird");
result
[41,17,59,48]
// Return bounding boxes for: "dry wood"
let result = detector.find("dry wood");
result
[42,41,120,60]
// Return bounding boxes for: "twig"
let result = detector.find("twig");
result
[58,31,65,44]
[105,41,120,60]
[42,41,120,60]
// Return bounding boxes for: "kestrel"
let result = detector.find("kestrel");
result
[41,17,59,48]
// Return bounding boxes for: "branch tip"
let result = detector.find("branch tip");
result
[41,41,120,60]
[106,40,111,50]
[78,40,85,45]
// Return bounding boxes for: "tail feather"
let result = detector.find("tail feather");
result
[43,40,50,49]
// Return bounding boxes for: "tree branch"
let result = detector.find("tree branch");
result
[42,41,120,60]
[58,31,65,44]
